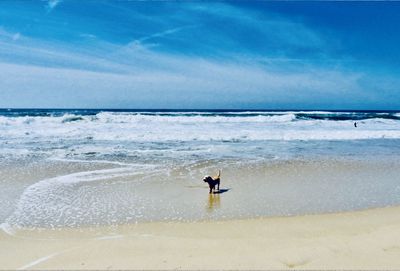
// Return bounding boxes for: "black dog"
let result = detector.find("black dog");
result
[203,170,221,194]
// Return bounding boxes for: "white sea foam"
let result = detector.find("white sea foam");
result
[0,112,399,141]
[4,163,158,228]
[0,222,16,235]
[0,111,399,161]
[49,157,134,167]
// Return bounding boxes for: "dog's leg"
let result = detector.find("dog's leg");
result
[217,181,220,191]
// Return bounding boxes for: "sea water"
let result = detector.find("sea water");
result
[1,109,400,229]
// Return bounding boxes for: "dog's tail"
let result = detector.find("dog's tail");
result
[216,170,221,178]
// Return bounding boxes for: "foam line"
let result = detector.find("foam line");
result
[0,222,16,236]
[17,251,61,270]
[16,245,82,270]
[48,157,136,167]
[96,234,124,240]
[4,166,143,228]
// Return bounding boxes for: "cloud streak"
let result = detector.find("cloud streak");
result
[0,37,367,109]
[0,27,22,42]
[132,25,198,46]
[46,0,62,13]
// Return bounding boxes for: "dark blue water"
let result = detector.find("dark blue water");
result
[0,108,399,121]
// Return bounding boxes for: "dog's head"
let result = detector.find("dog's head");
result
[203,175,213,183]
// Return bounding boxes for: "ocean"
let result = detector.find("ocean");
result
[1,109,400,230]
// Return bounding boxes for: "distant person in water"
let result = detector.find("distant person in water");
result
[354,122,357,127]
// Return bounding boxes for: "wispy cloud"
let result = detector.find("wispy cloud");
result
[185,3,326,51]
[79,33,97,39]
[46,0,62,13]
[130,25,198,48]
[0,27,22,42]
[12,32,20,41]
[0,33,366,109]
[0,60,365,109]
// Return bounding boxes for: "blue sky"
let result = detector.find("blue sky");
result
[0,1,399,109]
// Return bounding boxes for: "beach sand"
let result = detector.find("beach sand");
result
[2,206,400,270]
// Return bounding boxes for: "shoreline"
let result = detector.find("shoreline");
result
[4,157,400,228]
[2,205,400,270]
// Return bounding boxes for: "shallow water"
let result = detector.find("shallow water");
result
[1,109,400,229]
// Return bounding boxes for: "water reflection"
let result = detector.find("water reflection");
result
[207,193,220,212]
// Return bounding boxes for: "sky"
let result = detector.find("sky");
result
[0,1,399,109]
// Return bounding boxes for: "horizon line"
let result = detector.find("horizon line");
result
[0,108,399,112]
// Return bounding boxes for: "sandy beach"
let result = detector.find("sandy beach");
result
[2,205,400,270]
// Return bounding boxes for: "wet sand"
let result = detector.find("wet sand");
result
[3,158,400,228]
[2,206,400,270]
